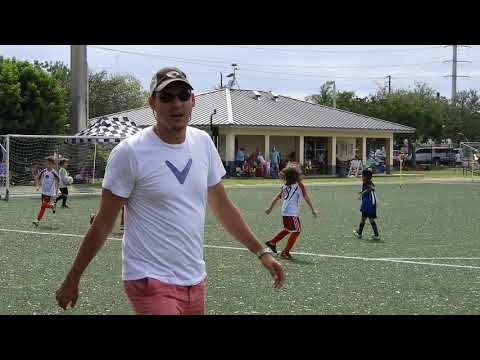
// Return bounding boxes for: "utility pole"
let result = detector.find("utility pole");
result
[70,45,89,134]
[386,75,391,94]
[443,45,471,105]
[451,45,457,103]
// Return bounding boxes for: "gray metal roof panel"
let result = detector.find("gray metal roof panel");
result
[229,90,414,132]
[89,88,415,133]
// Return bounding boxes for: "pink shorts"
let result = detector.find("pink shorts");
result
[123,277,206,315]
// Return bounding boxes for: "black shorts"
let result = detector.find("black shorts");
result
[361,211,377,219]
[59,187,68,195]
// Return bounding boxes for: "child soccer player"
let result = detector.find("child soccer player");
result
[264,163,317,260]
[354,169,380,240]
[33,156,59,227]
[55,158,70,208]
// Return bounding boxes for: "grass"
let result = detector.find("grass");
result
[1,179,480,314]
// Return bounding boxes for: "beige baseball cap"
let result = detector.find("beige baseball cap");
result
[150,66,193,96]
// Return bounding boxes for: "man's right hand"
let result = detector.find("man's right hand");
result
[265,208,272,215]
[260,254,285,289]
[55,276,80,310]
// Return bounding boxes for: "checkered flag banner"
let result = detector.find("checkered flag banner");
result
[68,116,141,144]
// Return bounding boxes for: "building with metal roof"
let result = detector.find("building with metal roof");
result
[90,88,415,175]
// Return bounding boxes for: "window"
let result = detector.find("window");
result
[416,148,431,154]
[337,143,355,161]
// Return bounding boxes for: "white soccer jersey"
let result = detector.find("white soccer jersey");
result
[102,126,226,286]
[281,182,306,216]
[38,168,59,196]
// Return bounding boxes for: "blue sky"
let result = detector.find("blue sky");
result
[1,45,479,101]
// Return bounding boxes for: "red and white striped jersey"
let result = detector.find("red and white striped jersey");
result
[280,182,306,216]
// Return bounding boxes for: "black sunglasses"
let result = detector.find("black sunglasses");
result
[156,89,192,103]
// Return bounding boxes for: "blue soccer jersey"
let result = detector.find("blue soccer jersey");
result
[360,182,377,215]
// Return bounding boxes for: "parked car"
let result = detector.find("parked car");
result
[406,147,455,166]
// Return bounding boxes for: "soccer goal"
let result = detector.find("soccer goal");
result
[0,134,124,200]
[460,142,480,180]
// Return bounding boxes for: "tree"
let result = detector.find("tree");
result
[0,57,67,134]
[39,62,149,121]
[305,82,334,106]
[445,89,480,143]
[306,82,452,144]
[88,71,148,118]
[37,60,72,121]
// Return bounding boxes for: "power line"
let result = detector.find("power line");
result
[88,45,480,87]
[88,45,452,71]
[227,45,445,53]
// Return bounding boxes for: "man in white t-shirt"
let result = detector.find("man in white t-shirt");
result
[56,66,285,315]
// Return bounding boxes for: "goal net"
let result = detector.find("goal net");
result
[0,134,124,200]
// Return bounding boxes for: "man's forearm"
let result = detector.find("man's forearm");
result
[214,202,263,254]
[67,223,113,281]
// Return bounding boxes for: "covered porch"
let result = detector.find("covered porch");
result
[216,128,394,177]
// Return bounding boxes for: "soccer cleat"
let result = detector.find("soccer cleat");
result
[52,202,56,214]
[32,220,39,227]
[353,230,362,239]
[372,234,381,241]
[61,205,69,209]
[265,241,277,254]
[280,252,293,260]
[120,225,124,232]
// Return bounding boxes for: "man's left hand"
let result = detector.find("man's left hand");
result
[260,254,285,289]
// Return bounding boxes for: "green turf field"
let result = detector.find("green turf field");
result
[1,179,480,315]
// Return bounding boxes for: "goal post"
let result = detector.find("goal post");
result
[0,135,8,200]
[460,142,480,180]
[0,134,125,200]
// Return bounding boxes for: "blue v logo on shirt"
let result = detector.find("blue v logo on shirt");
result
[165,159,193,184]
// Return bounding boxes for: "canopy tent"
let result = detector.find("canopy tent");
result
[64,116,141,184]
[68,116,141,144]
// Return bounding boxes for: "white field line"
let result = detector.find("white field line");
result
[383,257,480,260]
[2,228,480,271]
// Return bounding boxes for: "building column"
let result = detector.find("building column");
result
[327,135,337,175]
[362,136,367,164]
[385,136,393,174]
[299,135,304,165]
[226,132,236,175]
[264,134,270,161]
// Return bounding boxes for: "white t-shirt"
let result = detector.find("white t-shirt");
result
[38,168,59,197]
[102,126,226,286]
[58,167,69,188]
[281,182,306,217]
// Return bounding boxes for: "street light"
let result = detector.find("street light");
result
[326,81,336,109]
